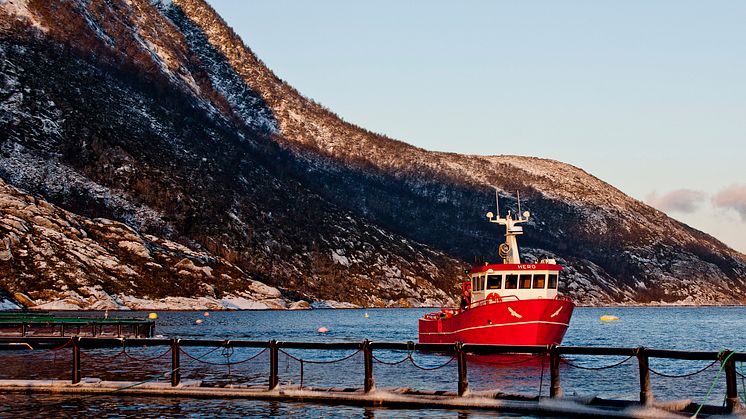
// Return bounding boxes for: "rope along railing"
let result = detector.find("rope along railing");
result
[563,355,636,371]
[180,346,267,366]
[279,348,361,389]
[648,359,719,378]
[1,338,745,414]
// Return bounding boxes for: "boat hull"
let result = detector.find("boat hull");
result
[418,298,574,345]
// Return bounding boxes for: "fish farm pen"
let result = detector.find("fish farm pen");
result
[0,312,155,338]
[0,337,744,417]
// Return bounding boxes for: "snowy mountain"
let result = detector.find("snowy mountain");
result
[1,0,745,308]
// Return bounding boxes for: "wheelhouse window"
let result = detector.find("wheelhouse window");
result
[472,275,485,291]
[505,274,518,289]
[533,274,546,289]
[519,274,532,289]
[486,274,502,289]
[548,274,558,289]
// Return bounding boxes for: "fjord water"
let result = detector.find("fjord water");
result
[1,307,745,418]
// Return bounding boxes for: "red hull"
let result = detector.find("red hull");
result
[419,298,574,345]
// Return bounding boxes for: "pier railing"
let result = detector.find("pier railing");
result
[0,337,743,414]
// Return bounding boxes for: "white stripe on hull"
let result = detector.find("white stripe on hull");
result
[419,320,569,336]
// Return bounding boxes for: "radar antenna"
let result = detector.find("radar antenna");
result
[494,187,500,218]
[485,190,530,264]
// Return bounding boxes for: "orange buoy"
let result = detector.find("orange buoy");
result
[195,319,203,325]
[317,327,329,333]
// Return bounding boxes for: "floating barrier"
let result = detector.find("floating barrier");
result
[0,337,743,417]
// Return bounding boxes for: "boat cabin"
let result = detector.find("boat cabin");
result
[467,260,562,304]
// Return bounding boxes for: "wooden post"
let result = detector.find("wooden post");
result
[550,345,562,398]
[269,340,279,390]
[637,347,653,405]
[723,351,740,414]
[171,338,181,387]
[71,336,81,384]
[21,323,26,337]
[363,340,375,393]
[457,342,469,396]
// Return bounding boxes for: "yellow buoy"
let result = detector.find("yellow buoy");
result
[600,315,619,322]
[364,312,369,318]
[148,312,158,320]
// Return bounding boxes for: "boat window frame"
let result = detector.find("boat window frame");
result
[472,274,486,292]
[504,274,518,289]
[533,274,546,289]
[486,274,502,290]
[519,274,532,289]
[548,273,558,289]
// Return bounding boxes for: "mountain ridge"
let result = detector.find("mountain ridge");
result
[0,0,744,309]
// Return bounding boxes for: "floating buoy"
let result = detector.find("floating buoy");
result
[203,312,210,317]
[600,315,619,322]
[317,326,329,333]
[364,312,369,318]
[148,313,158,320]
[195,319,203,325]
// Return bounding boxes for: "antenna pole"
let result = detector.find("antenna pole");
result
[495,187,500,218]
[517,191,522,219]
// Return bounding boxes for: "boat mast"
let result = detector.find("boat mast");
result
[485,190,530,264]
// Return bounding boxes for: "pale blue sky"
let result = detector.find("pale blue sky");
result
[206,0,746,252]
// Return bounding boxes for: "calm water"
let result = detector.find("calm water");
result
[2,307,746,417]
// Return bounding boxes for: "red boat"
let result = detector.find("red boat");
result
[419,194,574,345]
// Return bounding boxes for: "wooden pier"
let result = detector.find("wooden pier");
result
[0,337,743,417]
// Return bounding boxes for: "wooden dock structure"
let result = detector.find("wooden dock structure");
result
[0,337,743,417]
[0,313,155,338]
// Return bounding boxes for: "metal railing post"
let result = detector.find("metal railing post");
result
[363,340,375,393]
[549,345,562,398]
[269,340,279,390]
[171,338,181,387]
[71,336,81,384]
[457,342,469,396]
[723,351,740,414]
[637,347,653,405]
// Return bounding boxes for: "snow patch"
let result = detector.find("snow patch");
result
[330,249,350,267]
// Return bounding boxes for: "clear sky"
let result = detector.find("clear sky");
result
[206,0,746,253]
